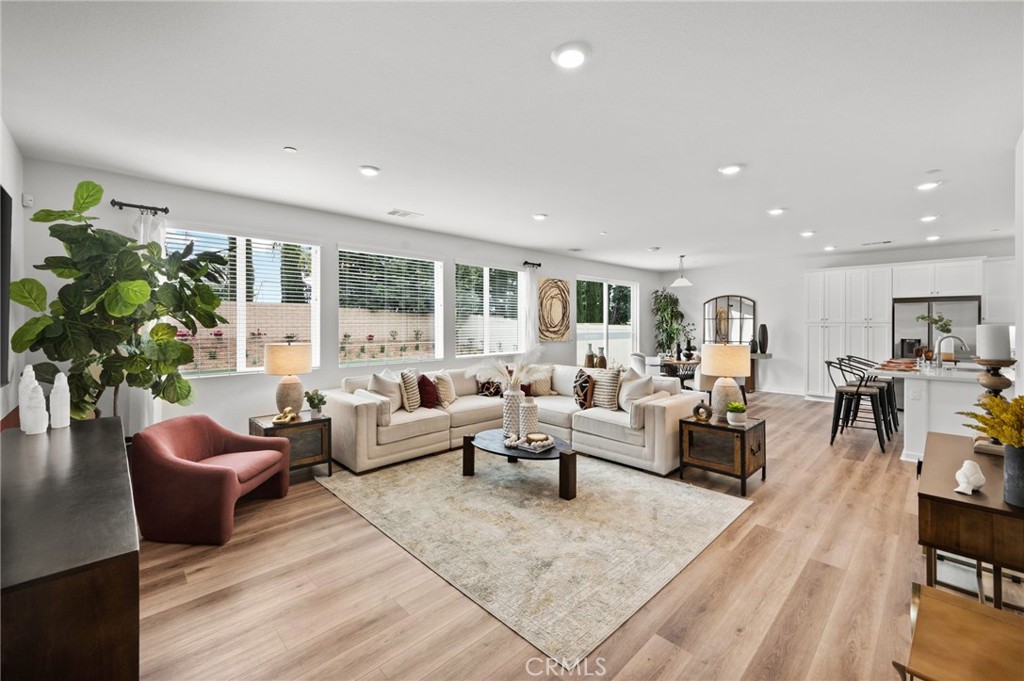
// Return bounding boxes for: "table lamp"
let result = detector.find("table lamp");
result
[701,343,751,421]
[265,343,312,414]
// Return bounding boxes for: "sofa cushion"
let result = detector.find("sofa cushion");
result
[573,408,645,447]
[530,365,555,396]
[203,449,283,483]
[591,368,622,410]
[552,365,579,396]
[353,389,392,426]
[399,369,422,412]
[417,374,438,409]
[619,372,654,411]
[448,368,478,397]
[573,369,594,409]
[368,370,402,413]
[377,408,450,445]
[443,394,503,428]
[535,395,581,429]
[477,380,503,397]
[433,370,458,408]
[629,390,669,429]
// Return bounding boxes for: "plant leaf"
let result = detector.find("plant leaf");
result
[31,209,80,223]
[11,316,53,352]
[103,280,152,317]
[9,279,48,312]
[150,322,177,343]
[160,375,192,403]
[35,256,82,279]
[49,223,91,243]
[72,181,103,212]
[114,250,145,279]
[32,362,61,385]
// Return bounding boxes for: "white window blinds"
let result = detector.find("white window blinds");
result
[455,264,523,357]
[165,227,320,376]
[338,249,442,366]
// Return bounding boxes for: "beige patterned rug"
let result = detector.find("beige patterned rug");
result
[316,450,750,666]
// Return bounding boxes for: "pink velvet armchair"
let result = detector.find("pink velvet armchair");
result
[130,414,290,545]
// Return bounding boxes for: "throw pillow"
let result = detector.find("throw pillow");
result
[619,372,654,412]
[591,368,622,410]
[367,370,402,414]
[521,383,532,397]
[552,365,578,396]
[417,374,438,409]
[573,369,594,409]
[353,389,392,427]
[399,369,421,412]
[434,371,458,408]
[629,390,669,430]
[530,366,554,396]
[477,380,504,398]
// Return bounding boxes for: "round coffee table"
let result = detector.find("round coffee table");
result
[462,429,576,500]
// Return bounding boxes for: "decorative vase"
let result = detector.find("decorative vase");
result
[683,343,694,361]
[727,411,747,426]
[1005,445,1024,507]
[519,397,539,437]
[503,388,524,437]
[758,324,769,354]
[584,343,596,368]
[675,343,682,361]
[595,347,607,369]
[749,337,758,354]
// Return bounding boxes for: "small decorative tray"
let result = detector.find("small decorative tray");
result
[503,434,556,452]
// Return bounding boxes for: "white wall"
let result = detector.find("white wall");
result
[1,119,26,417]
[21,158,665,432]
[666,239,1016,396]
[1016,131,1023,397]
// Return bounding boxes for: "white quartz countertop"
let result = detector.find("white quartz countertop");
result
[873,367,1016,384]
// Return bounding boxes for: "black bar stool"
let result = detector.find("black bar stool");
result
[838,357,894,440]
[845,355,899,431]
[825,360,887,453]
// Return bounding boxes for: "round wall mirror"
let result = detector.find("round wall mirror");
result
[703,295,756,345]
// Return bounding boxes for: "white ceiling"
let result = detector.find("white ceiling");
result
[2,2,1022,271]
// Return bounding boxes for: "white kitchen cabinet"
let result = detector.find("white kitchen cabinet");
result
[805,270,846,323]
[845,322,893,362]
[845,266,892,322]
[892,260,982,298]
[805,322,844,398]
[982,257,1017,323]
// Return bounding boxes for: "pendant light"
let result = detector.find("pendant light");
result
[670,255,693,287]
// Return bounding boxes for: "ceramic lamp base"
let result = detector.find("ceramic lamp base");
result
[276,375,304,414]
[711,377,742,422]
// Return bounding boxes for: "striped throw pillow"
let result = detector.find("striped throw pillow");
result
[399,369,421,412]
[591,368,622,410]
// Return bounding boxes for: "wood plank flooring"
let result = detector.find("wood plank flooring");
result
[137,393,1013,680]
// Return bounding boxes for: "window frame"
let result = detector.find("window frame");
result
[454,262,527,358]
[575,276,639,363]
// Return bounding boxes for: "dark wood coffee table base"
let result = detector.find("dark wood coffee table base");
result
[462,433,576,500]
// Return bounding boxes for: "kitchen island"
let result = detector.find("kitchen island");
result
[874,365,1015,461]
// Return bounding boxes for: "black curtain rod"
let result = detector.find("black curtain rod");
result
[522,260,542,269]
[110,199,169,215]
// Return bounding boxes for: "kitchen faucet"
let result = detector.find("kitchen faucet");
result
[933,334,970,369]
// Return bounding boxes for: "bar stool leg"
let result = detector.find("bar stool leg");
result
[830,393,845,445]
[870,394,886,453]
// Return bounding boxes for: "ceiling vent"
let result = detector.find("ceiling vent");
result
[860,240,895,247]
[387,208,423,219]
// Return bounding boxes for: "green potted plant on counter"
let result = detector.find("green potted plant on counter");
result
[958,395,1024,507]
[304,389,327,418]
[726,401,747,426]
[916,313,953,334]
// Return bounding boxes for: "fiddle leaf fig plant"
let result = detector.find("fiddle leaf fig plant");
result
[8,180,229,419]
[651,287,686,354]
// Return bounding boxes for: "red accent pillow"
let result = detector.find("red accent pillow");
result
[417,374,438,409]
[521,383,532,397]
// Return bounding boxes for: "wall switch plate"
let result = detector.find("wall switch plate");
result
[909,387,922,401]
[21,193,34,208]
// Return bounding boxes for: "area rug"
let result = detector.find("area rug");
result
[316,451,751,665]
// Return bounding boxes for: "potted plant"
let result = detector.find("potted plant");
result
[958,395,1024,506]
[916,313,953,334]
[8,181,228,420]
[726,401,747,426]
[651,288,685,356]
[304,389,327,418]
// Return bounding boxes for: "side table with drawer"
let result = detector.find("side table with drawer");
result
[249,412,332,476]
[679,416,766,496]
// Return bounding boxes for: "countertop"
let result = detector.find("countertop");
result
[874,366,1016,384]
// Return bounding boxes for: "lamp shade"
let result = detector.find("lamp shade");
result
[701,343,750,378]
[976,324,1011,360]
[264,343,312,376]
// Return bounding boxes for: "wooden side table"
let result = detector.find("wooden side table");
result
[249,412,332,476]
[679,417,766,496]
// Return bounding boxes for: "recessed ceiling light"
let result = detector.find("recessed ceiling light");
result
[599,231,608,236]
[532,213,548,221]
[647,246,660,252]
[920,215,939,223]
[800,231,815,238]
[283,146,298,153]
[823,245,836,252]
[718,164,745,176]
[926,235,941,241]
[925,169,943,175]
[567,248,583,252]
[916,181,943,191]
[767,208,786,216]
[359,165,380,177]
[551,42,590,69]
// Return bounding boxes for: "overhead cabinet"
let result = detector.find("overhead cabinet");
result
[892,260,982,298]
[805,270,846,323]
[845,267,892,322]
[982,257,1016,323]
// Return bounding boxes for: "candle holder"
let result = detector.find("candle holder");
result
[973,357,1017,448]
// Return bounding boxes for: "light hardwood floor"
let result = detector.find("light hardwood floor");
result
[139,393,967,680]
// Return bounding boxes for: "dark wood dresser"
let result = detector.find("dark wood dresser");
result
[1,418,140,680]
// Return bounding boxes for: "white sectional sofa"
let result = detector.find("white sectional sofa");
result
[323,365,704,476]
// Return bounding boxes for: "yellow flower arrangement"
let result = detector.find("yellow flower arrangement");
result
[958,395,1024,448]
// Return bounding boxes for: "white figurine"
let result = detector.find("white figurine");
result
[954,460,987,495]
[21,384,49,435]
[18,365,37,415]
[50,373,71,429]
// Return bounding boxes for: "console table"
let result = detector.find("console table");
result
[1,419,140,680]
[918,431,1024,609]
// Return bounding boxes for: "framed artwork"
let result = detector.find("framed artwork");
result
[538,277,570,342]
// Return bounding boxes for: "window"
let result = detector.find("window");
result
[338,249,442,365]
[165,228,320,376]
[455,264,524,357]
[576,278,637,367]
